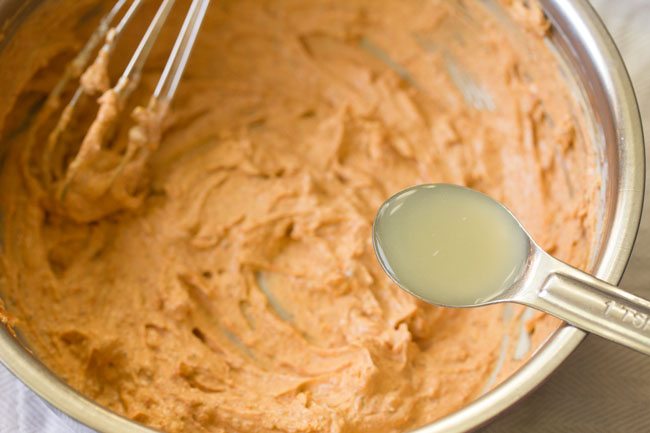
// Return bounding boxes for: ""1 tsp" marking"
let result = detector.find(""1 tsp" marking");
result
[603,300,650,331]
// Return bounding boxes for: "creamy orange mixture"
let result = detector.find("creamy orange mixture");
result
[0,1,599,432]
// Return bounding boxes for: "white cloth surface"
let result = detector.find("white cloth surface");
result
[0,1,649,432]
[0,370,93,433]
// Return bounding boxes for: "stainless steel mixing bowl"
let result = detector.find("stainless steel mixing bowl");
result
[0,0,644,432]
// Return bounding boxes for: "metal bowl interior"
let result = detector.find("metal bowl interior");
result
[0,0,644,433]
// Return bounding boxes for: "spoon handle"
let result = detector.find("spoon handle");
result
[530,256,650,355]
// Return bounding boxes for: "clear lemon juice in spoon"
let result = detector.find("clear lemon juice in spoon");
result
[373,184,530,306]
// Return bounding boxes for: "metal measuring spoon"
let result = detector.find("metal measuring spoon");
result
[373,184,650,356]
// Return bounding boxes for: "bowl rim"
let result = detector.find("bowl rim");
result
[0,0,645,432]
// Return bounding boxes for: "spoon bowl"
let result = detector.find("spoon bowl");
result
[373,184,532,308]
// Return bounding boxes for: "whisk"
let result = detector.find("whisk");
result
[27,0,210,222]
[51,0,210,120]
